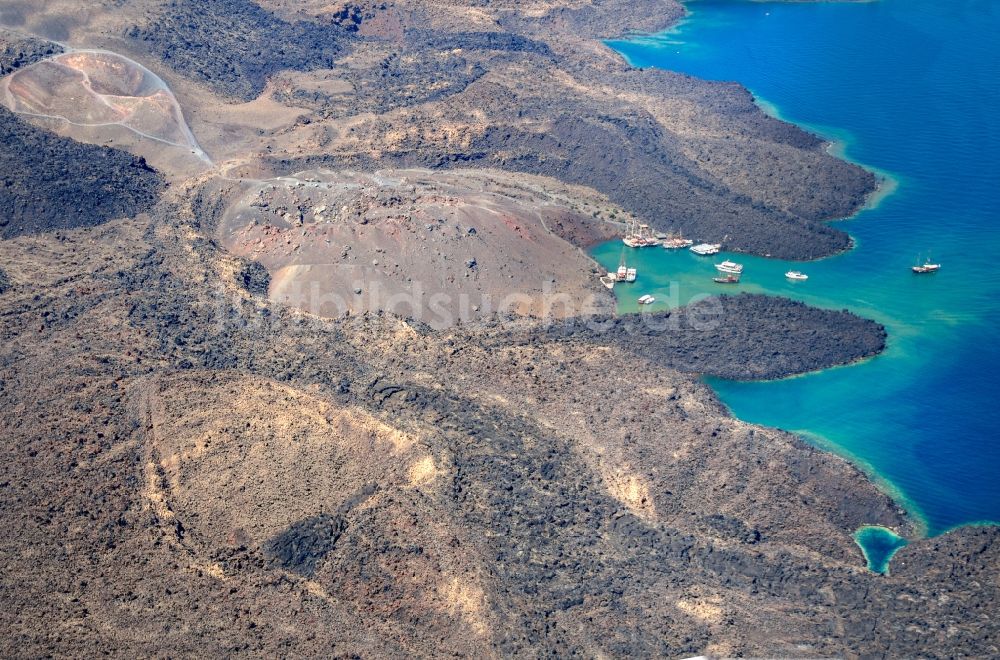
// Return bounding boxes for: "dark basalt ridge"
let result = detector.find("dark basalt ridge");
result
[0,30,62,75]
[404,29,553,57]
[521,294,886,380]
[0,107,164,239]
[125,0,354,101]
[275,50,487,119]
[263,513,347,576]
[235,258,270,297]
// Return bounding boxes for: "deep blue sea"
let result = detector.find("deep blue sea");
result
[598,0,1000,536]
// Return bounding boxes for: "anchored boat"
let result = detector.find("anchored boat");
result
[715,260,744,275]
[912,254,941,274]
[622,219,660,248]
[713,274,740,284]
[662,230,694,249]
[637,294,655,305]
[600,251,639,289]
[785,271,808,281]
[690,243,721,256]
[615,250,638,282]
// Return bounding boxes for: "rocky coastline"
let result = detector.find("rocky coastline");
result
[0,1,996,657]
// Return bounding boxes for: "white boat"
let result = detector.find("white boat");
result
[690,243,721,256]
[614,250,638,282]
[785,271,808,281]
[663,237,694,249]
[616,265,638,282]
[913,263,941,274]
[912,254,941,274]
[715,260,744,275]
[637,294,655,305]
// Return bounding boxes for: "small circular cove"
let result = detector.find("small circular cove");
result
[853,525,908,575]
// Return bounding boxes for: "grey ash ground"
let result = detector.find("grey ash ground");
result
[0,1,997,658]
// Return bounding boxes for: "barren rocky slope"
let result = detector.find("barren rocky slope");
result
[0,1,997,658]
[0,195,996,657]
[0,29,62,75]
[213,167,621,327]
[7,0,873,258]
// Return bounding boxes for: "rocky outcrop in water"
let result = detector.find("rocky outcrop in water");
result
[516,294,887,380]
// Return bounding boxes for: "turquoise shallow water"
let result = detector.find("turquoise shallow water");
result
[596,0,1000,536]
[853,526,908,575]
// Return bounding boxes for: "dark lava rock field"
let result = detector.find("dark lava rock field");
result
[0,107,163,239]
[125,0,355,101]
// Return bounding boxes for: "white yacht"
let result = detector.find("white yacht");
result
[614,250,637,282]
[690,243,721,256]
[715,260,744,275]
[912,262,941,274]
[912,254,941,274]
